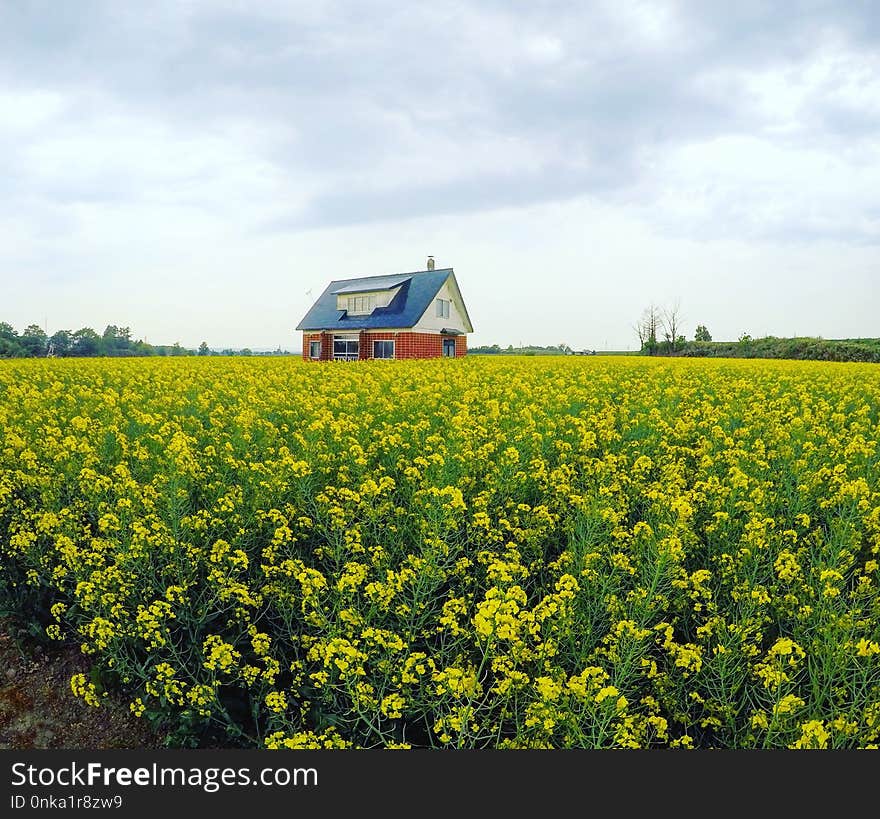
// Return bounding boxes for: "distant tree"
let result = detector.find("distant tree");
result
[634,305,661,354]
[694,324,712,342]
[559,342,572,355]
[102,325,133,356]
[0,322,22,357]
[0,321,24,358]
[198,341,210,356]
[49,330,72,357]
[71,327,101,357]
[20,324,49,357]
[130,339,155,356]
[240,348,253,356]
[101,326,114,355]
[171,342,185,357]
[661,300,684,352]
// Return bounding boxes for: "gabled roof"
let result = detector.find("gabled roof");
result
[296,267,472,332]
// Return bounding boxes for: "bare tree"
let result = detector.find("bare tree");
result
[634,321,647,348]
[661,300,684,352]
[634,304,661,353]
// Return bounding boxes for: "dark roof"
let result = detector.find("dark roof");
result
[296,268,466,332]
[331,274,413,294]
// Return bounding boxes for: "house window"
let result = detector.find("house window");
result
[309,340,321,359]
[333,337,359,361]
[373,340,395,359]
[442,338,456,357]
[347,295,376,314]
[435,298,450,318]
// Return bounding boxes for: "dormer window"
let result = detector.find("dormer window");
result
[347,295,377,315]
[435,298,450,319]
[335,288,399,313]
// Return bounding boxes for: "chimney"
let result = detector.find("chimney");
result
[426,255,435,270]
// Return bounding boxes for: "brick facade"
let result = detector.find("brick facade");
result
[302,332,334,361]
[301,331,466,361]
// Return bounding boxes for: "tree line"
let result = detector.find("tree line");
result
[469,343,595,356]
[0,322,283,358]
[633,303,880,363]
[0,322,200,358]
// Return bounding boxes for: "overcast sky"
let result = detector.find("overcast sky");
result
[2,1,878,350]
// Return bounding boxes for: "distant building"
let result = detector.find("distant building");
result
[296,258,473,361]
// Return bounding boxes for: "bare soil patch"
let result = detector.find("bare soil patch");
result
[0,625,161,750]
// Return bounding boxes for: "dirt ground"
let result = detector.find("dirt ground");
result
[0,625,160,750]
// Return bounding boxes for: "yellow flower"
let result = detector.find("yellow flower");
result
[595,686,620,704]
[5,354,880,751]
[855,638,880,657]
[70,673,103,708]
[790,720,831,749]
[774,695,805,716]
[203,635,241,673]
[380,693,406,719]
[265,691,288,714]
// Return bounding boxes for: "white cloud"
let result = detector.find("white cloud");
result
[647,134,880,243]
[523,35,565,65]
[0,90,68,133]
[1,0,879,348]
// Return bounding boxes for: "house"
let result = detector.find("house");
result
[296,258,473,361]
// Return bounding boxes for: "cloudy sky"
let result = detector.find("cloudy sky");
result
[2,1,878,351]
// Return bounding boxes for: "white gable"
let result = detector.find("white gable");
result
[413,277,472,333]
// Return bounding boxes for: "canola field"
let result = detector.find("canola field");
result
[1,355,879,749]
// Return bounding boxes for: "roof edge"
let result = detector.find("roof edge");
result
[328,267,453,286]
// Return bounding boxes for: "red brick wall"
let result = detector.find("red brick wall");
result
[395,332,442,359]
[302,331,466,360]
[301,333,332,361]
